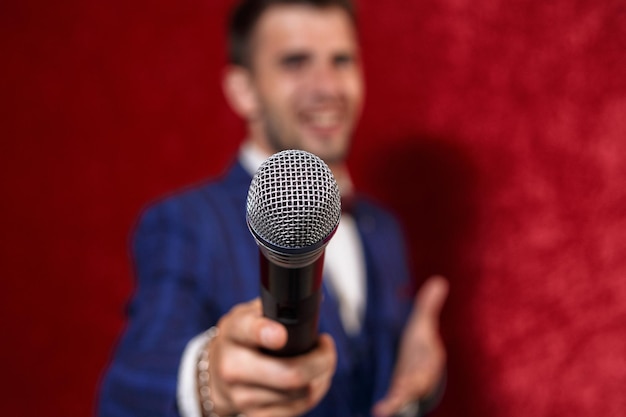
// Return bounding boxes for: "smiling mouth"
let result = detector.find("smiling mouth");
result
[302,110,342,131]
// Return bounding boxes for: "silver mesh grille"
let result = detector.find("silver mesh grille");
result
[246,150,341,250]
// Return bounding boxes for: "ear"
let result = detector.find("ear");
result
[222,65,259,120]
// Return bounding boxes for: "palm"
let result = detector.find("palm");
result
[373,275,449,417]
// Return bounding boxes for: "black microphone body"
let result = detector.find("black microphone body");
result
[246,150,341,356]
[259,251,324,356]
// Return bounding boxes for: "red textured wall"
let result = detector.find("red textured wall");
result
[2,0,625,416]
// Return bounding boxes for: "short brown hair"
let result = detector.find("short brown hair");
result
[227,0,356,67]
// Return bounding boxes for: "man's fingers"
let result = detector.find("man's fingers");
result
[243,371,334,417]
[220,333,336,390]
[231,375,332,417]
[211,300,336,417]
[219,298,288,350]
[214,334,336,416]
[415,275,449,325]
[229,383,309,411]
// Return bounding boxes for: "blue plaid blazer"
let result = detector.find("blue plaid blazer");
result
[98,160,414,417]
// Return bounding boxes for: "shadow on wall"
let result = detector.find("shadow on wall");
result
[359,136,477,281]
[357,136,492,417]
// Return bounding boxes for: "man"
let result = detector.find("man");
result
[99,1,448,416]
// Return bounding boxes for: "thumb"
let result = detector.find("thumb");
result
[414,275,449,326]
[372,383,415,417]
[372,378,419,417]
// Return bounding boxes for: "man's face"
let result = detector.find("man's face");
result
[246,5,364,164]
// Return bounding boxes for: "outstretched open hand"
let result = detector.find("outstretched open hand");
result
[373,275,449,417]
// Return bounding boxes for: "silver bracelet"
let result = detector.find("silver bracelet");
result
[197,327,246,417]
[197,326,221,417]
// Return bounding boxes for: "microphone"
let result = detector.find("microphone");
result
[246,149,341,356]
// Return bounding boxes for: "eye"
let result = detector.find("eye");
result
[280,53,309,71]
[333,54,354,68]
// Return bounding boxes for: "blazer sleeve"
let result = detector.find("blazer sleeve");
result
[98,195,220,417]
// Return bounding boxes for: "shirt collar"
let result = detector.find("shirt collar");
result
[238,140,269,177]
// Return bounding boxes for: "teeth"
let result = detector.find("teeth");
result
[310,111,339,128]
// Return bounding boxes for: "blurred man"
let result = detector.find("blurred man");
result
[99,1,448,416]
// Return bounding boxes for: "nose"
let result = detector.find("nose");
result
[309,63,342,98]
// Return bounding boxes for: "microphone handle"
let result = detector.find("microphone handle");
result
[259,251,325,356]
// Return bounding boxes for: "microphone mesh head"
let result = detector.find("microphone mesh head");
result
[246,149,341,250]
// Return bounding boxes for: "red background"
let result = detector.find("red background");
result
[2,0,625,416]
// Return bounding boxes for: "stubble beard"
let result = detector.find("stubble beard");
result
[262,114,351,165]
